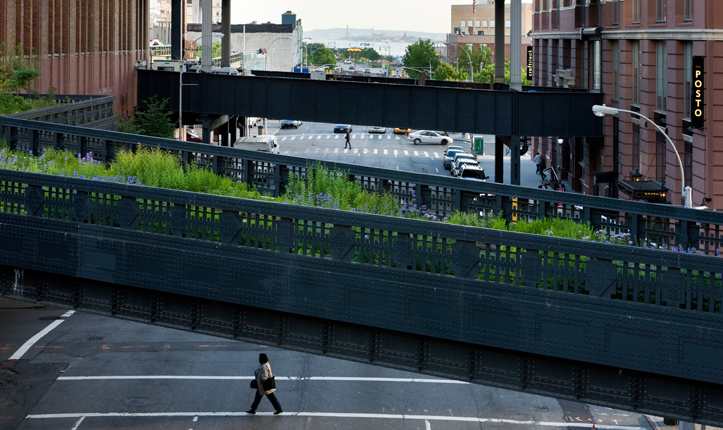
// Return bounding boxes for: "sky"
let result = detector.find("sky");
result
[230,0,532,34]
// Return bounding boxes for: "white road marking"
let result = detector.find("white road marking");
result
[383,150,388,154]
[423,151,429,158]
[193,416,198,422]
[334,148,339,153]
[414,151,419,156]
[283,151,290,155]
[404,150,409,155]
[281,137,287,141]
[9,319,65,360]
[71,416,85,430]
[326,135,330,139]
[387,135,391,139]
[61,310,75,318]
[378,135,382,140]
[394,150,398,158]
[299,136,305,140]
[23,412,647,428]
[304,148,310,153]
[353,149,358,153]
[426,420,432,430]
[317,135,321,139]
[373,149,378,154]
[436,168,439,172]
[290,137,296,140]
[363,149,368,154]
[433,152,439,158]
[335,135,339,139]
[343,149,349,153]
[352,135,357,139]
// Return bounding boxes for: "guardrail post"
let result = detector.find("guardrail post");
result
[101,140,108,163]
[629,213,639,244]
[677,220,690,247]
[52,132,59,150]
[77,136,85,157]
[273,165,281,198]
[415,184,423,208]
[211,155,218,174]
[29,128,38,155]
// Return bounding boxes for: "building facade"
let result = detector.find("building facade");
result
[0,0,149,117]
[531,0,722,210]
[187,12,303,72]
[185,0,222,24]
[451,2,534,36]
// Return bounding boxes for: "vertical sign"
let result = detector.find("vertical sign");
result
[691,56,705,129]
[526,46,533,80]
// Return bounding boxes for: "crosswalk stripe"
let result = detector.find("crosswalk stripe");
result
[414,151,419,156]
[387,136,391,139]
[394,150,398,158]
[383,149,388,154]
[404,150,409,155]
[343,148,348,153]
[353,148,358,153]
[335,135,339,139]
[352,135,357,139]
[423,151,429,157]
[299,136,305,140]
[317,135,321,139]
[433,152,440,158]
[374,149,378,154]
[281,137,287,141]
[290,137,296,140]
[334,148,339,153]
[326,135,330,139]
[363,149,368,154]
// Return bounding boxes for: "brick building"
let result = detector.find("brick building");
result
[0,0,149,117]
[531,0,722,210]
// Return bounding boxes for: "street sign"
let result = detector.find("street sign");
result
[691,56,705,129]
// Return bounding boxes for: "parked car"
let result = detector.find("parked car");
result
[334,124,352,133]
[408,130,452,145]
[444,145,465,156]
[443,148,465,169]
[364,68,371,73]
[186,130,213,145]
[393,127,410,135]
[369,126,386,133]
[452,159,479,177]
[458,164,489,181]
[281,120,302,129]
[349,66,355,71]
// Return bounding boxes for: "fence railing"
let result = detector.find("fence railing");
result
[6,95,116,130]
[1,116,722,257]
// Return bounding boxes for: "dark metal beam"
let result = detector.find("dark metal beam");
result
[221,0,230,68]
[137,70,604,137]
[171,0,182,60]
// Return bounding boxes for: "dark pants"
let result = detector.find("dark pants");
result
[250,391,282,411]
[345,139,351,149]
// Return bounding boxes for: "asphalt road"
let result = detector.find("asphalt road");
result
[2,297,669,430]
[262,120,546,189]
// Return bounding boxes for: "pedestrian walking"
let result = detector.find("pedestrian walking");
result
[246,353,283,415]
[533,153,545,176]
[344,130,352,149]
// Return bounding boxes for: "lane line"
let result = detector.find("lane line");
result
[71,416,85,430]
[23,412,646,428]
[9,319,65,360]
[61,310,75,318]
[426,419,432,430]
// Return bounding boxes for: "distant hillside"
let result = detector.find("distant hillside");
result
[305,28,446,42]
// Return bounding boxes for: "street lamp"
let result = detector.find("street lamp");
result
[265,37,291,71]
[179,32,224,141]
[444,42,473,82]
[592,104,692,208]
[422,52,433,78]
[302,37,311,70]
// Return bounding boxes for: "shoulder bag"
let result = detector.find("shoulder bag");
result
[262,376,276,390]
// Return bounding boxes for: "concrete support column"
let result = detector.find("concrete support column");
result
[510,0,522,91]
[221,0,230,68]
[220,120,229,147]
[510,136,521,185]
[201,0,213,72]
[201,116,212,144]
[494,0,505,86]
[495,136,505,183]
[171,0,182,60]
[230,117,238,145]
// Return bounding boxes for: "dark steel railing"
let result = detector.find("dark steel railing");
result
[6,95,116,130]
[1,116,722,257]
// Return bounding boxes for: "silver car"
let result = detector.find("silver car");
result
[443,149,465,169]
[408,130,452,145]
[452,159,480,177]
[451,153,477,172]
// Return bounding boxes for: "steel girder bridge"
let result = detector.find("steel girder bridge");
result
[2,94,723,425]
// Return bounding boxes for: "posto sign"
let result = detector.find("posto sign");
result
[691,56,705,129]
[526,46,533,80]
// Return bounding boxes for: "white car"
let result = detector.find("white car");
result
[452,159,480,177]
[408,130,452,145]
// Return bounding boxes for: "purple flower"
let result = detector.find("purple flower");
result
[628,241,633,245]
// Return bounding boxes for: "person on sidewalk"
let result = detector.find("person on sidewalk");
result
[533,153,545,177]
[345,130,352,149]
[246,353,283,415]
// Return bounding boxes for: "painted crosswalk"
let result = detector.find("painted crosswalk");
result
[275,134,422,141]
[280,148,447,158]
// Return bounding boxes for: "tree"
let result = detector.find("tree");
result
[0,42,56,115]
[401,39,440,79]
[135,95,175,138]
[474,60,532,86]
[197,41,222,59]
[457,45,493,76]
[360,48,380,62]
[309,47,337,69]
[434,63,467,82]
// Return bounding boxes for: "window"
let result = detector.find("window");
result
[505,20,511,28]
[656,42,667,111]
[612,41,619,99]
[475,20,480,27]
[632,0,640,23]
[592,40,601,92]
[612,0,619,26]
[656,0,666,22]
[483,20,488,27]
[655,131,667,181]
[491,20,495,27]
[684,141,692,188]
[461,20,466,28]
[631,120,640,174]
[684,0,692,21]
[632,41,640,105]
[683,42,692,119]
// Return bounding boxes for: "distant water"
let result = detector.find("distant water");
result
[306,38,416,58]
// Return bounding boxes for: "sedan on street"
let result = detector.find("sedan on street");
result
[443,149,465,169]
[334,124,353,133]
[408,130,452,145]
[369,126,386,133]
[452,159,479,177]
[281,120,302,129]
